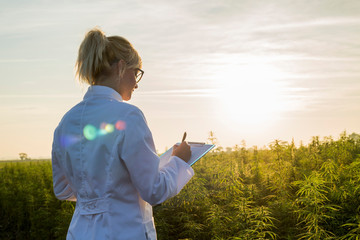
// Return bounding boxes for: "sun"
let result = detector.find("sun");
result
[213,62,290,126]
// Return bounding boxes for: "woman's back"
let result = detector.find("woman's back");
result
[52,28,194,240]
[55,86,133,200]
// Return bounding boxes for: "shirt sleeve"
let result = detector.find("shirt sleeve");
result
[51,132,77,202]
[119,108,194,205]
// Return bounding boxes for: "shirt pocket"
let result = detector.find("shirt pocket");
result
[78,197,109,215]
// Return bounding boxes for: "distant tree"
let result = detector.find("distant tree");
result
[226,147,232,153]
[19,153,28,160]
[349,132,360,143]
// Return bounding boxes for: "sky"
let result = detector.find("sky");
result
[0,0,360,159]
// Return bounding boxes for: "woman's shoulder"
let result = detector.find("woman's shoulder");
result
[56,99,146,131]
[57,101,85,125]
[120,102,145,119]
[97,100,146,124]
[106,100,142,114]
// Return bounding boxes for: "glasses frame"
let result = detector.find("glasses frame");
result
[135,68,144,83]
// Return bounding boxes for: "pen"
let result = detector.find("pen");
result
[182,132,187,142]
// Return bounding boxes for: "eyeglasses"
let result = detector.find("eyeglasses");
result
[134,68,144,83]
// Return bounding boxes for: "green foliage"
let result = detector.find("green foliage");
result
[293,172,339,239]
[0,160,74,239]
[1,131,360,239]
[154,132,360,239]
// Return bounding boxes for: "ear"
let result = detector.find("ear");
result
[117,60,126,77]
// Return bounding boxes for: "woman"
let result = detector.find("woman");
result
[51,27,194,240]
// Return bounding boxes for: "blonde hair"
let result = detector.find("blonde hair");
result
[76,27,142,85]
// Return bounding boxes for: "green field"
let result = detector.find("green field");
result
[1,132,360,239]
[0,159,51,169]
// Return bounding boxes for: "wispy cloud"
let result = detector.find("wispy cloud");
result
[0,58,55,63]
[256,17,360,32]
[0,94,80,99]
[137,89,218,97]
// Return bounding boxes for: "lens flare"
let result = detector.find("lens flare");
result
[83,124,97,140]
[100,122,107,130]
[115,120,126,130]
[60,135,81,147]
[98,129,107,136]
[83,121,125,141]
[105,124,115,133]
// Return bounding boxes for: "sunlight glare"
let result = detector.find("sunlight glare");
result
[214,62,291,125]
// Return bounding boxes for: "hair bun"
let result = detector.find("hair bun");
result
[76,27,141,85]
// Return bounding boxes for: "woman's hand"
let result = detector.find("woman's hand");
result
[172,141,191,163]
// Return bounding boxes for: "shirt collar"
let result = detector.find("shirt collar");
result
[83,85,123,102]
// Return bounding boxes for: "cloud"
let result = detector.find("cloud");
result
[137,89,217,97]
[0,58,55,63]
[255,17,360,32]
[0,94,79,99]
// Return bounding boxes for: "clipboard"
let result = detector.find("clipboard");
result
[159,142,215,169]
